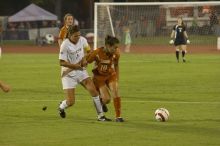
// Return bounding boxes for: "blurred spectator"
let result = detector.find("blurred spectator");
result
[115,20,122,39]
[0,24,3,42]
[25,22,31,29]
[202,5,210,14]
[209,10,219,35]
[51,20,57,27]
[42,21,49,28]
[18,22,25,30]
[17,22,27,40]
[191,16,199,34]
[85,32,94,50]
[123,26,131,53]
[140,16,147,37]
[210,11,219,26]
[7,22,18,40]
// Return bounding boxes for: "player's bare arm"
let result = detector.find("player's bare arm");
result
[184,31,189,39]
[58,27,65,47]
[169,30,175,44]
[58,39,63,47]
[86,49,98,63]
[60,60,83,70]
[80,56,88,67]
[170,30,175,39]
[184,31,190,44]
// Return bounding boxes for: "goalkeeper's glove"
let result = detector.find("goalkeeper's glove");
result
[169,39,174,45]
[186,39,190,44]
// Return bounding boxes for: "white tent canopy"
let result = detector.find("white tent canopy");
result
[8,3,57,22]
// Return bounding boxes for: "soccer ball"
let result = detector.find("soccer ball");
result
[155,108,170,122]
[45,34,55,44]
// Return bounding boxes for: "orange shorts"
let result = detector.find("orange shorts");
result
[92,72,117,89]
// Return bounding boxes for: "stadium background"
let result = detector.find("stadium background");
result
[0,0,220,54]
[0,1,220,146]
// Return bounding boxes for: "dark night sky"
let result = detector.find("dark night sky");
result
[0,0,213,28]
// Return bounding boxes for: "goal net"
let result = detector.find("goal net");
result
[94,2,220,52]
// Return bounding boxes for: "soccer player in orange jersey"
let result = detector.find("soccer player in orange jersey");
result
[87,35,124,122]
[0,80,10,92]
[58,13,76,47]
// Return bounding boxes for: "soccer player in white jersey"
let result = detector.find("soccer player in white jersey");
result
[58,25,111,121]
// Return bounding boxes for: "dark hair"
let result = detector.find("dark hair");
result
[105,35,119,46]
[66,25,80,38]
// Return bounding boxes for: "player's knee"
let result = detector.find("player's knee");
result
[102,98,111,104]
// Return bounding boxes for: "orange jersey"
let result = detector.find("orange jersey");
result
[87,47,120,76]
[59,26,68,40]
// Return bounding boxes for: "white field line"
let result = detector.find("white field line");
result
[0,99,220,104]
[120,60,153,63]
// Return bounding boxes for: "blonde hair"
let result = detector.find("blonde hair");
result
[63,13,74,23]
[177,16,184,26]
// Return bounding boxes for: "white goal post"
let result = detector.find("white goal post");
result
[94,1,220,51]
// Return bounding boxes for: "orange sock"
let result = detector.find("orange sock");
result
[113,97,121,118]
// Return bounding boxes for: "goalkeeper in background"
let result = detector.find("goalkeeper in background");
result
[169,17,190,63]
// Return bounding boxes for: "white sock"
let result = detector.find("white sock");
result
[92,96,104,117]
[59,100,68,109]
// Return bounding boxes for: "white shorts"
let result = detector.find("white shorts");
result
[61,70,89,89]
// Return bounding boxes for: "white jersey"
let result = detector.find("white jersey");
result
[59,36,89,76]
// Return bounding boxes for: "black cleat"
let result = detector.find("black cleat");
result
[59,108,66,118]
[97,116,112,121]
[102,104,108,112]
[42,106,47,111]
[115,117,125,122]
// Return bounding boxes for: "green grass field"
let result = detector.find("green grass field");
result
[0,53,220,146]
[130,35,217,45]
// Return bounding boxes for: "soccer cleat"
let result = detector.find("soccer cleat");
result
[58,108,66,118]
[115,117,124,122]
[102,104,108,112]
[97,116,112,121]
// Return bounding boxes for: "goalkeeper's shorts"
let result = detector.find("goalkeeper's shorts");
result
[174,39,186,46]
